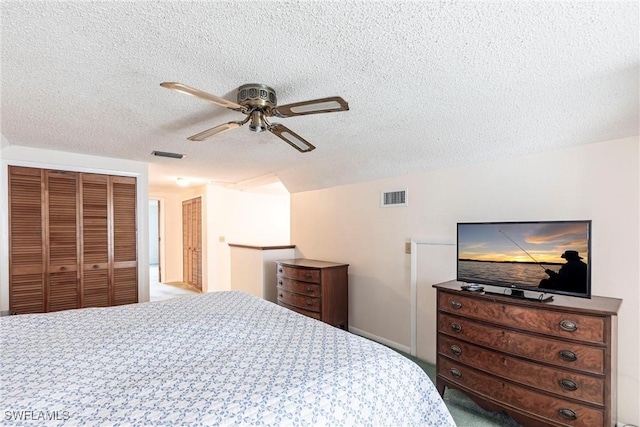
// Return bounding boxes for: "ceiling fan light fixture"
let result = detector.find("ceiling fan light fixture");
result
[249,110,267,132]
[176,177,190,187]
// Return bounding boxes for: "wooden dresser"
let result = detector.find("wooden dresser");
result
[433,280,621,427]
[276,259,348,329]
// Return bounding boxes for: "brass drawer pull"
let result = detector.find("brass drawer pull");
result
[558,408,577,421]
[60,266,67,271]
[305,273,313,278]
[450,301,462,309]
[450,345,462,356]
[559,350,578,362]
[306,287,313,292]
[450,368,462,378]
[93,264,99,269]
[450,323,462,333]
[559,379,578,391]
[559,320,578,332]
[306,300,313,306]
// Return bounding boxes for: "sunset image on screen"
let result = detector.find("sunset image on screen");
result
[458,222,589,265]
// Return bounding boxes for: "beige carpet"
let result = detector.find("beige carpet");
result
[149,265,199,301]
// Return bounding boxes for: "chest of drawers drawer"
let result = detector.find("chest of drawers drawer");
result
[277,287,321,312]
[277,265,320,283]
[438,334,605,405]
[277,277,321,296]
[438,311,605,374]
[438,357,605,426]
[438,292,606,344]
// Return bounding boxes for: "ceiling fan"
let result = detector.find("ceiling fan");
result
[160,82,349,152]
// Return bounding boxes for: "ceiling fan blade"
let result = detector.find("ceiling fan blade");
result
[272,96,349,118]
[161,82,248,113]
[268,123,316,153]
[187,121,244,142]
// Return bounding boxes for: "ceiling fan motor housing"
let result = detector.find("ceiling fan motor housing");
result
[237,84,277,110]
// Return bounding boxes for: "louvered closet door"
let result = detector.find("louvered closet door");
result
[81,173,110,307]
[112,176,137,305]
[8,166,45,314]
[182,197,202,290]
[46,170,80,312]
[182,200,192,284]
[192,197,202,290]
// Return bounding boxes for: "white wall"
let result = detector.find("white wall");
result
[150,183,291,292]
[0,145,150,306]
[204,184,291,292]
[290,136,639,425]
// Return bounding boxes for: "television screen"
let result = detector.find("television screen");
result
[457,220,591,299]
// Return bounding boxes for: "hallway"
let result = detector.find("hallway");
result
[149,264,199,301]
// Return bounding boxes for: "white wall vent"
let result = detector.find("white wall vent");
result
[381,190,408,207]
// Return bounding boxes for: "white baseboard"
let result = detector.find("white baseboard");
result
[349,326,411,354]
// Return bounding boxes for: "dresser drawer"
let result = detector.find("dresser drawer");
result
[439,292,606,344]
[277,288,321,312]
[277,276,320,296]
[438,334,605,405]
[277,265,321,283]
[438,313,605,374]
[278,301,321,320]
[438,358,604,426]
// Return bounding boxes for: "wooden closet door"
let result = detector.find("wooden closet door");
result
[182,200,192,284]
[182,197,202,290]
[46,170,80,312]
[112,176,137,305]
[80,173,110,307]
[8,166,45,314]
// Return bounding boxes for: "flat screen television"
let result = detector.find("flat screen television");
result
[457,220,591,299]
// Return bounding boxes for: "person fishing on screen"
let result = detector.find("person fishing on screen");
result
[538,250,587,293]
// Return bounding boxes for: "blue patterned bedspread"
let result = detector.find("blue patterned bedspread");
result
[0,291,455,426]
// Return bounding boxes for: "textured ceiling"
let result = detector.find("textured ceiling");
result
[1,1,638,193]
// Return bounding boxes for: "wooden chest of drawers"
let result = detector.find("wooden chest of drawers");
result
[433,280,621,427]
[276,259,348,329]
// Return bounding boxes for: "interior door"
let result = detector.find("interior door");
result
[81,173,110,307]
[46,170,80,312]
[182,197,202,290]
[8,166,46,314]
[112,176,138,305]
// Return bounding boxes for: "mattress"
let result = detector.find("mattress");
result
[0,291,455,426]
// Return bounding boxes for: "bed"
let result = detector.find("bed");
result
[0,291,455,426]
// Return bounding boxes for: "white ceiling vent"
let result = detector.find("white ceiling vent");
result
[381,190,408,207]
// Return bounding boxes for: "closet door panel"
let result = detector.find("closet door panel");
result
[113,267,137,305]
[9,167,45,314]
[193,197,202,290]
[182,197,202,290]
[46,171,80,312]
[182,200,191,284]
[112,176,137,305]
[81,174,110,307]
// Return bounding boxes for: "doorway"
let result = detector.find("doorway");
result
[149,199,161,284]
